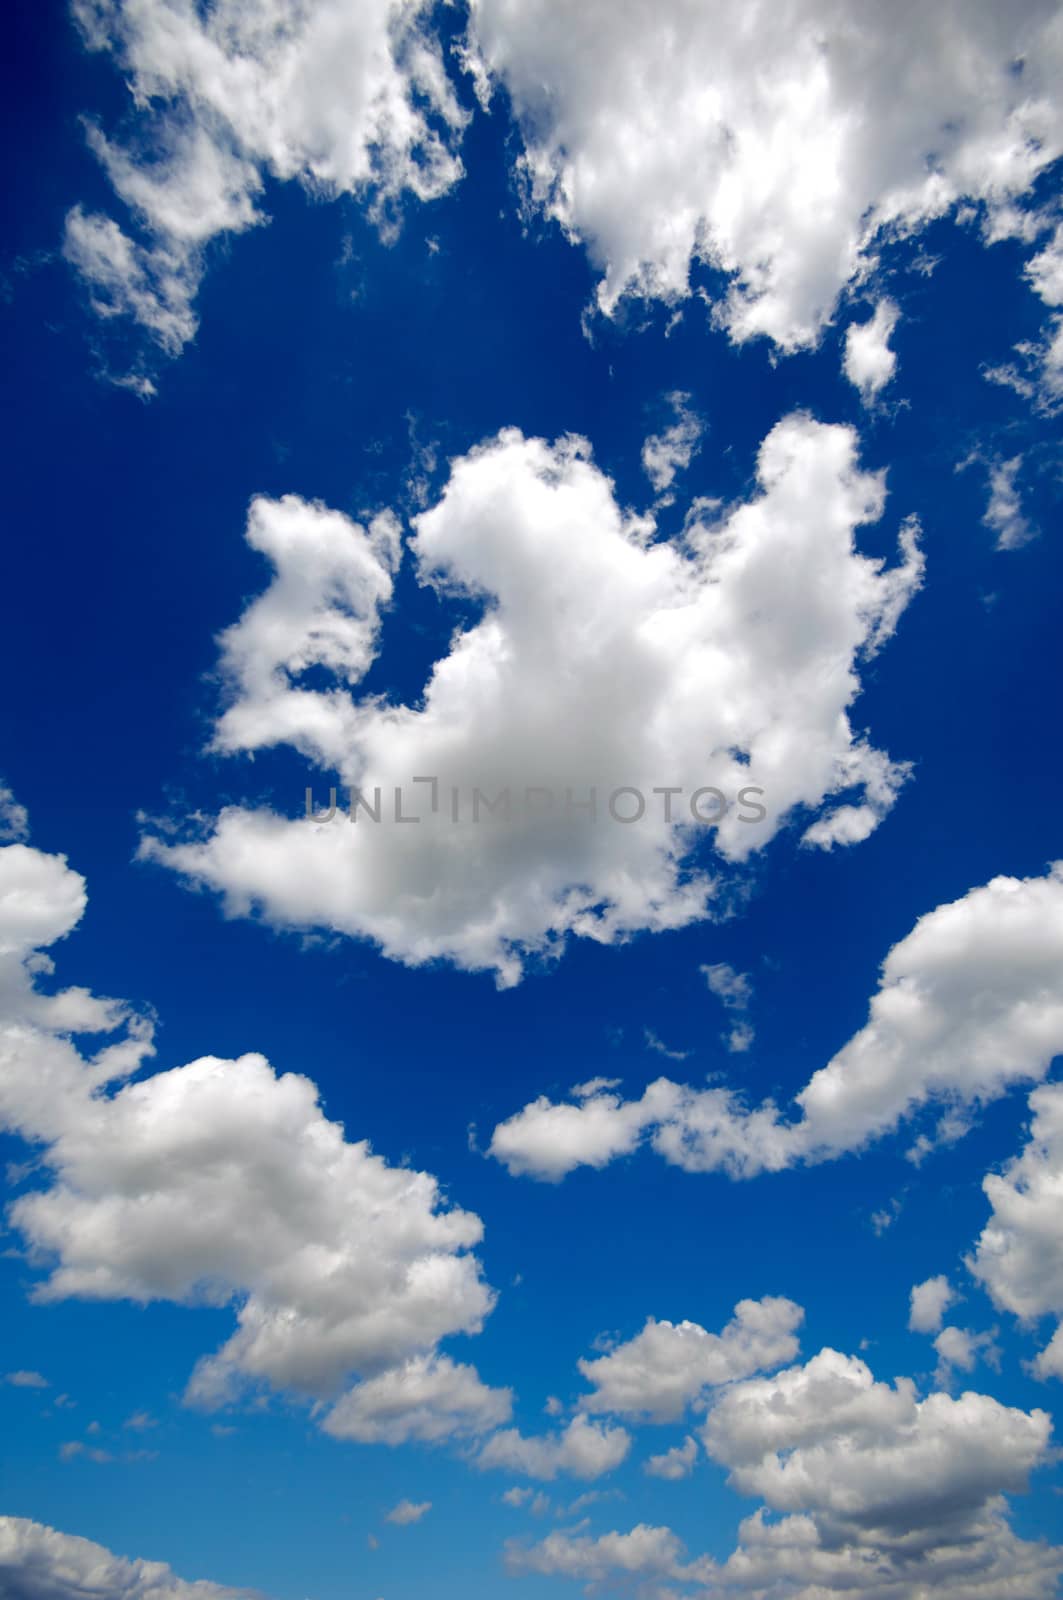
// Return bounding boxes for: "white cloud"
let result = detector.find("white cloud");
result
[702,962,756,1052]
[933,1325,1000,1388]
[644,1435,698,1480]
[0,1516,257,1600]
[321,1354,512,1445]
[478,1414,631,1482]
[3,1370,48,1389]
[908,1274,957,1334]
[843,299,899,402]
[701,963,753,1010]
[490,863,1063,1180]
[641,393,703,496]
[67,0,468,356]
[385,1500,431,1526]
[0,830,505,1442]
[466,0,1063,349]
[511,1349,1061,1596]
[0,784,29,844]
[700,1348,1053,1574]
[983,456,1036,550]
[577,1297,803,1422]
[143,415,922,985]
[968,1082,1063,1380]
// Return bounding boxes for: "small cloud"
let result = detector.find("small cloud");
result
[123,1410,157,1431]
[385,1500,432,1527]
[983,456,1036,550]
[644,1436,698,1480]
[701,963,753,1010]
[642,392,704,497]
[0,784,29,843]
[724,1020,754,1054]
[643,1028,690,1062]
[367,1534,380,1551]
[4,1370,48,1389]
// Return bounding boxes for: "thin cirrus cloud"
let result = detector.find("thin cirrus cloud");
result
[0,818,510,1452]
[489,863,1063,1179]
[140,414,922,985]
[507,1346,1061,1596]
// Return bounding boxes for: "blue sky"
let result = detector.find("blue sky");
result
[2,3,1063,1598]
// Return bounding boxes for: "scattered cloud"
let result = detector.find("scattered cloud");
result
[843,299,900,403]
[490,864,1063,1179]
[385,1500,431,1526]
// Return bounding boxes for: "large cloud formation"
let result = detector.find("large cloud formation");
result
[466,0,1063,349]
[507,1348,1061,1597]
[968,1081,1063,1381]
[0,826,509,1444]
[490,863,1063,1177]
[143,416,922,984]
[0,1516,259,1600]
[65,0,469,357]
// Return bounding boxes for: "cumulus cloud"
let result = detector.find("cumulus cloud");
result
[577,1297,803,1422]
[0,1516,259,1600]
[490,862,1063,1179]
[143,415,922,985]
[4,1370,48,1389]
[843,300,899,402]
[644,1435,698,1480]
[510,1347,1060,1596]
[66,0,469,357]
[641,392,703,496]
[478,1414,632,1482]
[908,1274,958,1334]
[0,826,506,1446]
[321,1354,511,1444]
[466,0,1063,349]
[968,1082,1063,1380]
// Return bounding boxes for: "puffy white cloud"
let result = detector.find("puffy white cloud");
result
[577,1297,803,1422]
[143,415,922,985]
[3,1370,48,1389]
[702,1348,1050,1531]
[490,863,1063,1179]
[67,0,469,353]
[0,828,505,1443]
[908,1274,958,1335]
[385,1500,431,1526]
[932,1325,1000,1389]
[508,1350,1060,1597]
[843,300,899,403]
[641,393,703,496]
[968,1082,1063,1380]
[478,1414,631,1482]
[644,1435,698,1480]
[466,0,1063,349]
[0,1516,257,1600]
[321,1354,512,1444]
[982,456,1036,551]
